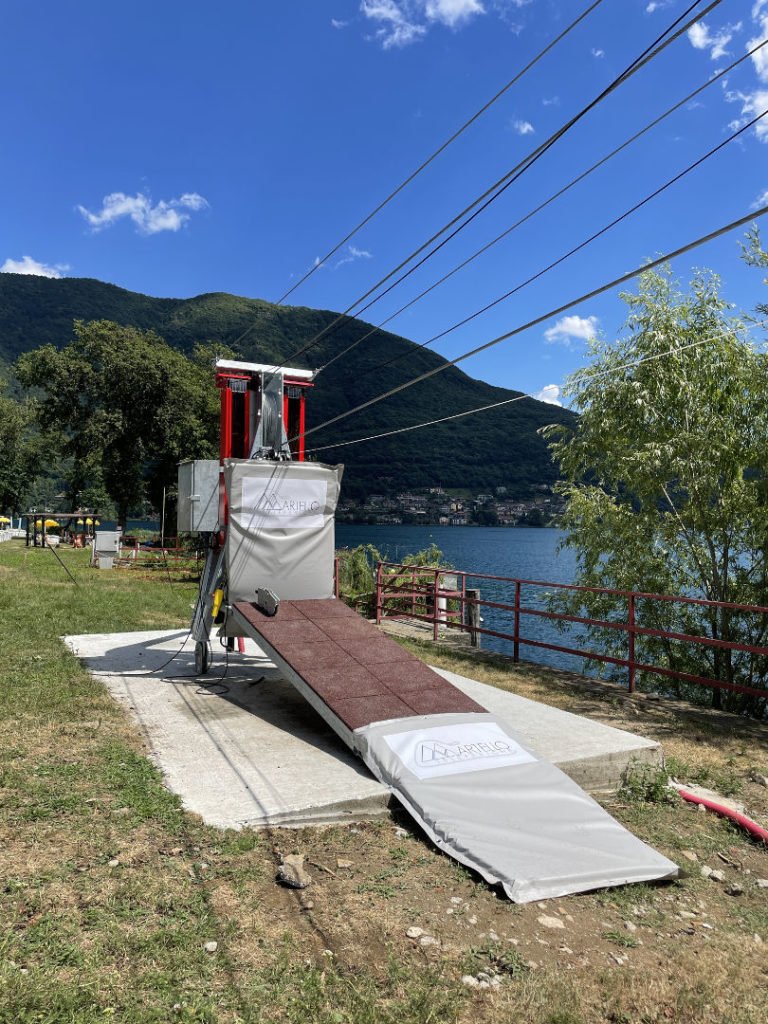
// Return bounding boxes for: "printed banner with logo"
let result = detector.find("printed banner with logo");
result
[384,722,536,779]
[224,460,343,604]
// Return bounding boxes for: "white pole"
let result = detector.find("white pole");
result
[161,487,166,547]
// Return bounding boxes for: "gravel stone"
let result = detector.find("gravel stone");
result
[537,915,565,930]
[277,853,312,890]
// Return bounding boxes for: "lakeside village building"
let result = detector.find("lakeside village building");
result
[336,485,565,526]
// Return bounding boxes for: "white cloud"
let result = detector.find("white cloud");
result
[748,14,768,82]
[646,1,673,13]
[541,95,559,106]
[511,118,534,135]
[334,244,374,269]
[752,187,768,208]
[361,1,426,48]
[544,314,599,347]
[591,47,605,58]
[1,255,68,278]
[724,86,768,141]
[425,0,484,27]
[360,0,488,48]
[687,20,742,60]
[331,18,349,28]
[533,384,562,406]
[77,191,209,235]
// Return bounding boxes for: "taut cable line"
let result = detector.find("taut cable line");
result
[292,203,768,446]
[329,107,767,379]
[324,38,768,379]
[268,0,607,311]
[270,0,721,378]
[304,321,768,455]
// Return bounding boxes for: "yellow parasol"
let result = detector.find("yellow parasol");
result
[0,516,10,524]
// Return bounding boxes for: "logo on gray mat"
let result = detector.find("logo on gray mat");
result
[415,738,513,768]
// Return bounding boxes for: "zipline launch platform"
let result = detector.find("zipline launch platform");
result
[168,358,678,902]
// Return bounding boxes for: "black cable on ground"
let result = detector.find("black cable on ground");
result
[45,541,79,585]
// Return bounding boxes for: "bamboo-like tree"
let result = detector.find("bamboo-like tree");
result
[543,265,768,716]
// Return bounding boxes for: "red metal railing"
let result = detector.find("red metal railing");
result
[374,562,768,701]
[114,540,204,570]
[375,562,466,642]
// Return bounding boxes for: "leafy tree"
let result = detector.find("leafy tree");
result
[543,266,768,716]
[15,321,218,526]
[0,379,41,513]
[472,502,499,526]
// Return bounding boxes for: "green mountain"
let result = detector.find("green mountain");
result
[0,273,574,500]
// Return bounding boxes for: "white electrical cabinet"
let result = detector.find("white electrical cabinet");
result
[177,460,220,533]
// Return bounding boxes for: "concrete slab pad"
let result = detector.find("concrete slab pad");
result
[63,630,390,829]
[63,630,662,830]
[436,668,662,794]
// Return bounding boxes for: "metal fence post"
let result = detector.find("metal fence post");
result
[466,588,481,648]
[514,580,521,663]
[375,563,383,625]
[628,593,636,693]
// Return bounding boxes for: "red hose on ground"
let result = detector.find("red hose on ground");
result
[676,786,768,843]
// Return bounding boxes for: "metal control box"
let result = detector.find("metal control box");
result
[177,460,219,534]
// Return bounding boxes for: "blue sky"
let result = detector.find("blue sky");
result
[2,0,767,411]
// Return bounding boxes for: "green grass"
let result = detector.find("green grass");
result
[0,541,473,1024]
[3,540,768,1024]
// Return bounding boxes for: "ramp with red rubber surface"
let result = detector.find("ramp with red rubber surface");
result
[230,597,483,748]
[229,596,679,903]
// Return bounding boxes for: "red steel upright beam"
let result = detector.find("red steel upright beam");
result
[628,593,636,693]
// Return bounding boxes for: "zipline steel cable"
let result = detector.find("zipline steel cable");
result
[291,203,768,446]
[271,0,721,376]
[323,37,768,379]
[265,0,607,313]
[230,0,607,352]
[326,106,767,380]
[304,320,768,455]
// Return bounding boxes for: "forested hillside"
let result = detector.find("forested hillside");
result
[0,273,574,499]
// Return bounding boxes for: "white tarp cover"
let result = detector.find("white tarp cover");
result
[224,460,343,603]
[355,712,678,903]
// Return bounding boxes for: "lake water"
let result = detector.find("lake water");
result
[336,524,585,673]
[98,519,586,674]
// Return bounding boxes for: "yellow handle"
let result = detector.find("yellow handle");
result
[212,589,224,618]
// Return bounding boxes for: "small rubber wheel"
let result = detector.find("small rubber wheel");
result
[195,641,210,675]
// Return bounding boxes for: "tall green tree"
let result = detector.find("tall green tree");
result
[543,266,768,716]
[0,379,41,513]
[16,320,219,526]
